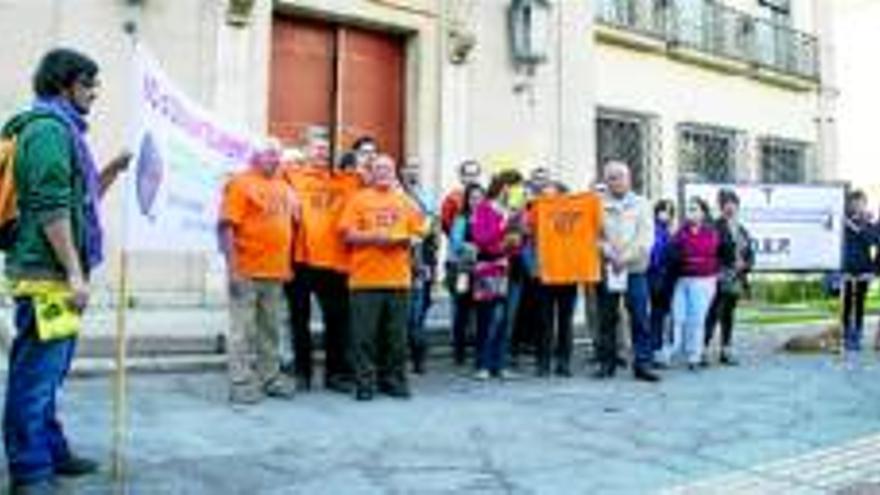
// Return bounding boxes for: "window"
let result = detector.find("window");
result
[678,123,740,183]
[597,109,659,194]
[760,138,808,184]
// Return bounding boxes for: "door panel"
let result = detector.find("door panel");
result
[269,17,334,144]
[339,27,405,162]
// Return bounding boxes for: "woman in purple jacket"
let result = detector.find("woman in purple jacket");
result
[666,197,720,370]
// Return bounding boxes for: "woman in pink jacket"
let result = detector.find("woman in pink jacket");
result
[664,197,720,370]
[471,172,523,380]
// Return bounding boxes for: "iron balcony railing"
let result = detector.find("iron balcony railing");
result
[595,0,820,81]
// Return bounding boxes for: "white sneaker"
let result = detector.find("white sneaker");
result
[473,369,490,381]
[498,369,520,380]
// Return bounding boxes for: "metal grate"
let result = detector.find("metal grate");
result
[759,137,808,184]
[596,109,661,196]
[678,123,743,183]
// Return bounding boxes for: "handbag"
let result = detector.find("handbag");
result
[472,259,508,301]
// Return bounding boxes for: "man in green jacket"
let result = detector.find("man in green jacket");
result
[1,48,129,495]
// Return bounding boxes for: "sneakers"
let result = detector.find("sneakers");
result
[633,366,661,383]
[497,369,520,380]
[264,378,297,400]
[593,364,616,379]
[379,383,412,399]
[719,353,739,366]
[555,365,572,378]
[325,376,355,395]
[55,454,99,477]
[473,369,491,381]
[355,386,374,401]
[229,384,263,405]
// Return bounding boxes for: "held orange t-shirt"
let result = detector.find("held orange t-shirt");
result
[533,192,603,285]
[282,166,361,272]
[338,187,428,290]
[221,169,298,280]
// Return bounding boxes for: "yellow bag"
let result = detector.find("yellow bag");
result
[10,280,82,341]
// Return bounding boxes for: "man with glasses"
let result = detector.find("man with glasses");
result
[1,48,130,495]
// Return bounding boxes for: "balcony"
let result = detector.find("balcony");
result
[595,0,820,83]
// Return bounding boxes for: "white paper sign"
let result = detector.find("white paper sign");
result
[682,183,845,272]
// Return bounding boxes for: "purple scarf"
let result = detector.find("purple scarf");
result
[33,97,103,271]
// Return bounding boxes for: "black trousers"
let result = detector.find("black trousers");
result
[349,290,410,391]
[841,279,869,332]
[704,290,740,348]
[284,264,353,383]
[511,276,541,360]
[536,284,577,373]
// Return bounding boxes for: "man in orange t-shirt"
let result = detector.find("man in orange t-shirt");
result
[280,134,364,393]
[339,154,428,401]
[219,140,300,405]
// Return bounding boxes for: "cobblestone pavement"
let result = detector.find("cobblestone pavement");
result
[4,327,880,494]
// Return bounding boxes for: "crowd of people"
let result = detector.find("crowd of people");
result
[219,128,761,405]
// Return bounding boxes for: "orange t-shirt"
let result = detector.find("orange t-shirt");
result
[221,169,297,280]
[532,192,603,285]
[282,166,361,272]
[338,187,428,290]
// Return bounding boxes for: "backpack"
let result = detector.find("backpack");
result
[0,135,18,250]
[0,114,70,252]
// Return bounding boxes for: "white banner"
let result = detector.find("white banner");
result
[125,45,258,251]
[682,183,845,272]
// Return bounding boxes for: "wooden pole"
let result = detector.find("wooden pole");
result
[111,250,130,492]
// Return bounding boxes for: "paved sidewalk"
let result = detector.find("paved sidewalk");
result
[4,327,880,494]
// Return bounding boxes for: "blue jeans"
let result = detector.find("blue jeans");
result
[669,277,716,364]
[3,297,77,484]
[408,279,433,360]
[597,273,653,368]
[476,299,507,373]
[501,278,523,350]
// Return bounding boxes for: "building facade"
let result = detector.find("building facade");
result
[0,0,831,297]
[593,0,832,200]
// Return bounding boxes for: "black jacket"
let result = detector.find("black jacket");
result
[843,215,878,275]
[715,217,755,276]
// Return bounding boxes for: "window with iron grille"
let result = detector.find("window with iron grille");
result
[760,137,807,183]
[678,123,739,183]
[596,109,657,194]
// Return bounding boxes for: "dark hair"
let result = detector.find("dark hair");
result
[352,135,377,152]
[33,48,99,98]
[486,169,523,200]
[717,188,740,208]
[337,151,357,171]
[654,199,675,217]
[689,196,711,220]
[848,190,867,204]
[462,184,485,217]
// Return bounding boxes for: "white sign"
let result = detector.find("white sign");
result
[125,45,258,251]
[682,183,845,272]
